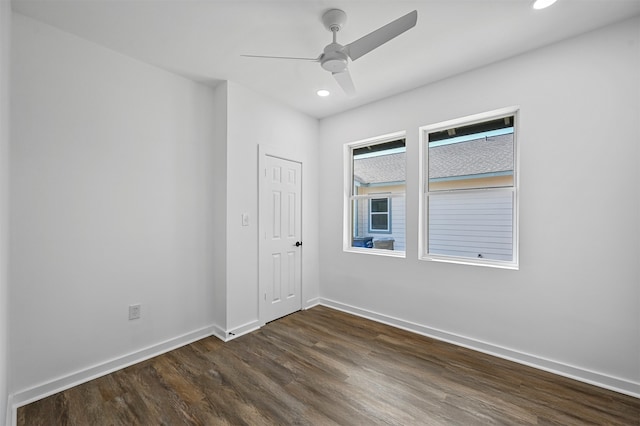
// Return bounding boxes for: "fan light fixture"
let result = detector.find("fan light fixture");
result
[533,0,558,9]
[317,89,330,97]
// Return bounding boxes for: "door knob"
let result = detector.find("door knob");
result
[295,241,302,247]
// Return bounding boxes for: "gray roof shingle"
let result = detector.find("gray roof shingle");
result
[354,152,406,185]
[352,133,512,186]
[429,134,513,179]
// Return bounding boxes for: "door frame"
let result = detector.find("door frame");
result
[258,144,303,325]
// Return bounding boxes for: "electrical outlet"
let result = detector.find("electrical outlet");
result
[129,304,141,320]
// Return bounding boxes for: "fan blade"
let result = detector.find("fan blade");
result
[345,10,417,61]
[241,54,319,61]
[333,70,356,96]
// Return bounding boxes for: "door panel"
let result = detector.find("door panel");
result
[260,154,302,323]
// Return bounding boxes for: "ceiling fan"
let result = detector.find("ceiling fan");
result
[242,9,418,96]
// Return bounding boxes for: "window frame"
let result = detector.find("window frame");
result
[419,107,520,269]
[344,131,406,258]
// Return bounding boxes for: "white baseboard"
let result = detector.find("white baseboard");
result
[226,320,261,341]
[210,324,227,342]
[319,298,640,399]
[8,323,222,425]
[304,297,320,309]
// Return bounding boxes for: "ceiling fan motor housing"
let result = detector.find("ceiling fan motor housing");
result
[322,9,347,32]
[321,43,348,72]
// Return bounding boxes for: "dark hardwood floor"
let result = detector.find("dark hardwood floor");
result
[18,306,640,425]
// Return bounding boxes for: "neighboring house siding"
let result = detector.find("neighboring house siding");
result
[428,190,513,261]
[354,198,366,237]
[355,184,406,251]
[427,131,514,261]
[390,196,406,251]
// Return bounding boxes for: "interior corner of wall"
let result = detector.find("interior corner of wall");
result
[210,324,227,342]
[214,80,229,95]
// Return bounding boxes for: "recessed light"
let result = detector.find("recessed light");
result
[317,89,330,97]
[533,0,558,10]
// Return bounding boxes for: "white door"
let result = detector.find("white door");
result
[259,154,302,323]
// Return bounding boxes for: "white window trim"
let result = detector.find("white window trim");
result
[418,106,520,269]
[344,131,406,257]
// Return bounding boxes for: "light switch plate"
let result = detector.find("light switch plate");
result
[129,304,141,320]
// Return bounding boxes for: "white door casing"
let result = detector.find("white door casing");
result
[259,148,302,324]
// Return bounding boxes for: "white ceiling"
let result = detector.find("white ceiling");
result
[11,0,640,119]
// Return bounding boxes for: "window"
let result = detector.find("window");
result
[345,132,406,255]
[420,108,519,268]
[369,197,390,233]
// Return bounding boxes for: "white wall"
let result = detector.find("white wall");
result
[9,13,220,397]
[225,82,320,331]
[7,12,321,408]
[319,17,640,395]
[0,1,11,423]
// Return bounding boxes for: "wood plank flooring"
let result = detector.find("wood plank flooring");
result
[18,306,640,425]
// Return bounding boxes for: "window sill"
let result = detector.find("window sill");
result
[420,255,518,270]
[344,247,406,258]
